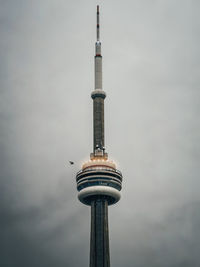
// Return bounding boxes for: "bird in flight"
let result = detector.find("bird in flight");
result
[69,161,74,165]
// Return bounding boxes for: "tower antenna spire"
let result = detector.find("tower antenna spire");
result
[97,5,100,41]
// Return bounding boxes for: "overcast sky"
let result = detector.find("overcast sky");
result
[1,0,200,266]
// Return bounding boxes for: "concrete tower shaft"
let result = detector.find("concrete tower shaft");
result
[90,198,110,267]
[93,95,105,154]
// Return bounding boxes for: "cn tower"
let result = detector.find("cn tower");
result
[76,6,123,267]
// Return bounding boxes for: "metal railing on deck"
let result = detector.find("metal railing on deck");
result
[76,167,122,176]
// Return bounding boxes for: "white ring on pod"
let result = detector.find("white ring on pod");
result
[78,186,121,205]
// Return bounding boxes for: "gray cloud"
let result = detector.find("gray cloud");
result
[0,0,200,266]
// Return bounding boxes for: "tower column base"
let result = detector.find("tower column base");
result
[90,197,110,267]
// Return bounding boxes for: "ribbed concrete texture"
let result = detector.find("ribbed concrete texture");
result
[93,96,104,151]
[90,198,110,267]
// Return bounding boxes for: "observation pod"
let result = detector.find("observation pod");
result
[76,159,122,206]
